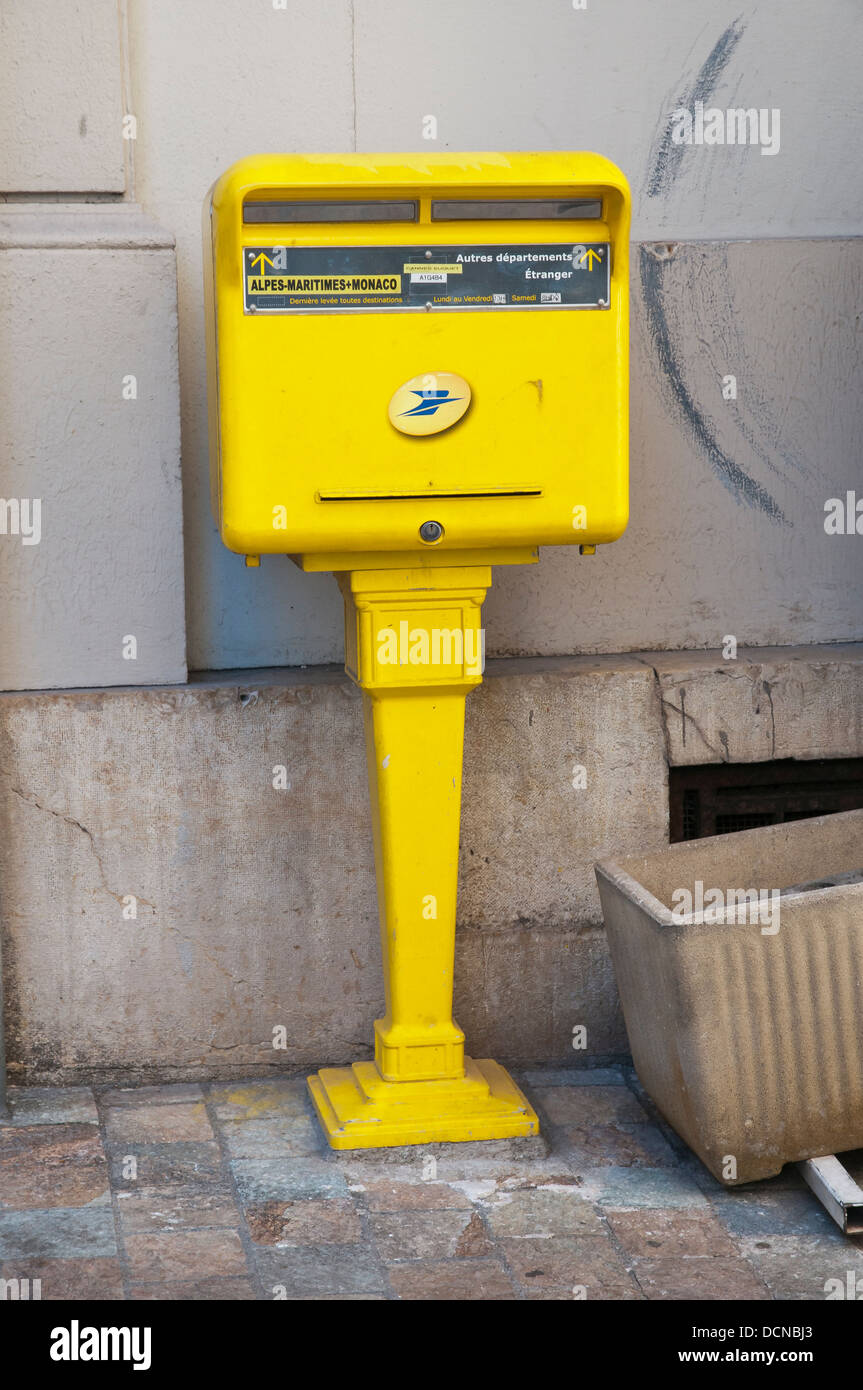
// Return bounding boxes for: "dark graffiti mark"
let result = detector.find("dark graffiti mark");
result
[647,17,746,198]
[641,18,792,518]
[640,245,786,521]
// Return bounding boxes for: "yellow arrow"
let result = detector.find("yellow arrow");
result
[580,248,602,269]
[249,252,275,272]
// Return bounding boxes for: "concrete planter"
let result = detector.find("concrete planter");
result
[596,809,863,1185]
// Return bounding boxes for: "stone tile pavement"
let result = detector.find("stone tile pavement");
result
[1,1067,861,1301]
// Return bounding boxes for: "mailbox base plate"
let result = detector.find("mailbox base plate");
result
[308,1057,539,1150]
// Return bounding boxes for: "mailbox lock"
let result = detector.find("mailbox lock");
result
[419,520,444,543]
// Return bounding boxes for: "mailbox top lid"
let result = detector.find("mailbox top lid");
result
[208,151,630,212]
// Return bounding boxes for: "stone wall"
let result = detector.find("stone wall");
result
[2,642,859,1084]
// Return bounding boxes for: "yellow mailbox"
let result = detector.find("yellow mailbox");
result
[204,153,630,1148]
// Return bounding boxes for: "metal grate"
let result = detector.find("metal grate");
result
[681,788,700,840]
[714,811,775,834]
[670,759,863,842]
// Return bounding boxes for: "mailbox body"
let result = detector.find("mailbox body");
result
[204,153,630,564]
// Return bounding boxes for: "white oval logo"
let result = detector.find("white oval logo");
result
[388,372,471,437]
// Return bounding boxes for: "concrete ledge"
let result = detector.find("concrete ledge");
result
[1,643,860,1084]
[0,205,175,249]
[641,642,863,764]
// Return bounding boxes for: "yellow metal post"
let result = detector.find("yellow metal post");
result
[307,566,539,1147]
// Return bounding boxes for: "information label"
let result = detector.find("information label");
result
[243,243,610,313]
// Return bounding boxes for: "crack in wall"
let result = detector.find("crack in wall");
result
[8,785,156,911]
[635,657,674,765]
[761,679,777,757]
[160,922,272,1007]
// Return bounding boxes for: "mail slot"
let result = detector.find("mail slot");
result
[203,153,630,568]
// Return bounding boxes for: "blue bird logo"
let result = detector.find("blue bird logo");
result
[399,389,463,418]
